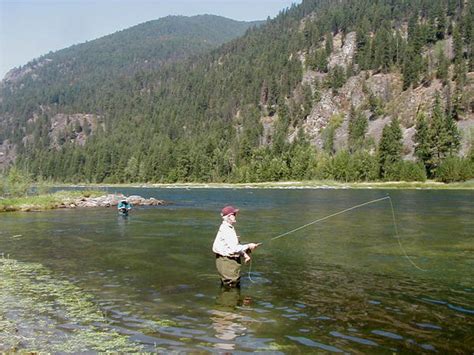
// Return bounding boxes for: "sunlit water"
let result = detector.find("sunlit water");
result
[0,188,472,352]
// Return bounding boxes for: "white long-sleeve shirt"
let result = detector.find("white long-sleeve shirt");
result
[212,220,249,257]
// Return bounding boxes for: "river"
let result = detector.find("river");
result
[0,188,472,352]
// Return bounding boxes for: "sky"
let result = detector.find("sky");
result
[0,0,301,79]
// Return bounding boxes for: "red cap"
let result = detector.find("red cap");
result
[221,205,239,216]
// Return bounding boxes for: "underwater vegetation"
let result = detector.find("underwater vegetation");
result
[0,256,142,352]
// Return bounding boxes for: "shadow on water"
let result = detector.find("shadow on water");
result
[0,188,472,352]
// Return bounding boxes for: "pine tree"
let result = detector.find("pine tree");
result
[445,108,461,155]
[371,25,393,72]
[348,106,368,152]
[436,13,447,40]
[313,49,328,72]
[327,65,346,92]
[325,32,334,57]
[378,117,403,179]
[355,17,371,70]
[450,85,463,121]
[301,83,313,119]
[403,46,422,90]
[436,49,449,84]
[452,24,467,86]
[414,111,432,174]
[427,93,461,175]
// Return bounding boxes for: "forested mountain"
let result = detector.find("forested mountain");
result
[0,14,259,117]
[1,0,473,184]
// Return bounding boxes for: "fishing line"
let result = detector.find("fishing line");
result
[248,258,256,283]
[270,196,391,241]
[387,196,427,271]
[247,194,425,283]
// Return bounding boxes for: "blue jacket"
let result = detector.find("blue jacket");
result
[117,201,132,210]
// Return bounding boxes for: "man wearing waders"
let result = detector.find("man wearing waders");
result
[212,205,260,288]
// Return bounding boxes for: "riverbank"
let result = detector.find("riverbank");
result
[59,179,474,190]
[0,191,164,212]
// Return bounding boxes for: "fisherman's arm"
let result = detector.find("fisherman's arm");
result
[220,227,251,255]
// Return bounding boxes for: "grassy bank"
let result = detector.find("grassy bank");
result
[0,190,105,212]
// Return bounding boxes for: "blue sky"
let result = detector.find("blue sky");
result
[0,0,301,79]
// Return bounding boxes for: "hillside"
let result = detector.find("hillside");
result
[0,0,473,184]
[1,14,259,85]
[0,14,260,169]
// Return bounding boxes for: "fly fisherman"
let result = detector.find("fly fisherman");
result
[212,205,261,288]
[117,199,132,215]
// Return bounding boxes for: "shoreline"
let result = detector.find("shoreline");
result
[0,191,164,213]
[2,180,472,213]
[54,179,474,190]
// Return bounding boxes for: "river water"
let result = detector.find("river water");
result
[0,188,472,352]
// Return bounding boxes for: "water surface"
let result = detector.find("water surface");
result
[0,188,472,352]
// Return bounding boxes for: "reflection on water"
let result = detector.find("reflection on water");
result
[211,287,248,351]
[211,286,256,350]
[0,188,472,352]
[117,214,130,237]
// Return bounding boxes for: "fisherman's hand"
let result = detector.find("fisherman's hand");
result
[243,252,251,263]
[248,243,261,251]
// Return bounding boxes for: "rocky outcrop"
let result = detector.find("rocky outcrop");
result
[0,139,16,168]
[295,23,474,158]
[301,65,473,155]
[61,194,165,209]
[303,91,341,149]
[328,32,357,70]
[1,58,53,86]
[49,113,101,148]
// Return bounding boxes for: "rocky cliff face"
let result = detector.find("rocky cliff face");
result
[1,58,54,90]
[47,113,101,149]
[0,111,100,170]
[295,31,474,158]
[0,140,15,167]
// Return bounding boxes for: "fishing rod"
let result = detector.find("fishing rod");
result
[247,195,425,283]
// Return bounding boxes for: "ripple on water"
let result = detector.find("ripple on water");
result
[421,297,474,315]
[282,312,308,319]
[330,331,378,346]
[287,335,344,352]
[130,332,183,347]
[313,315,332,321]
[416,323,442,330]
[447,303,474,315]
[371,329,404,340]
[421,297,446,305]
[157,325,207,338]
[420,343,436,351]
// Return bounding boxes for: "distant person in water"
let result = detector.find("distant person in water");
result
[212,205,261,288]
[117,199,132,215]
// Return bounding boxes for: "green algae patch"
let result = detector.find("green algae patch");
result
[0,190,104,213]
[0,257,142,352]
